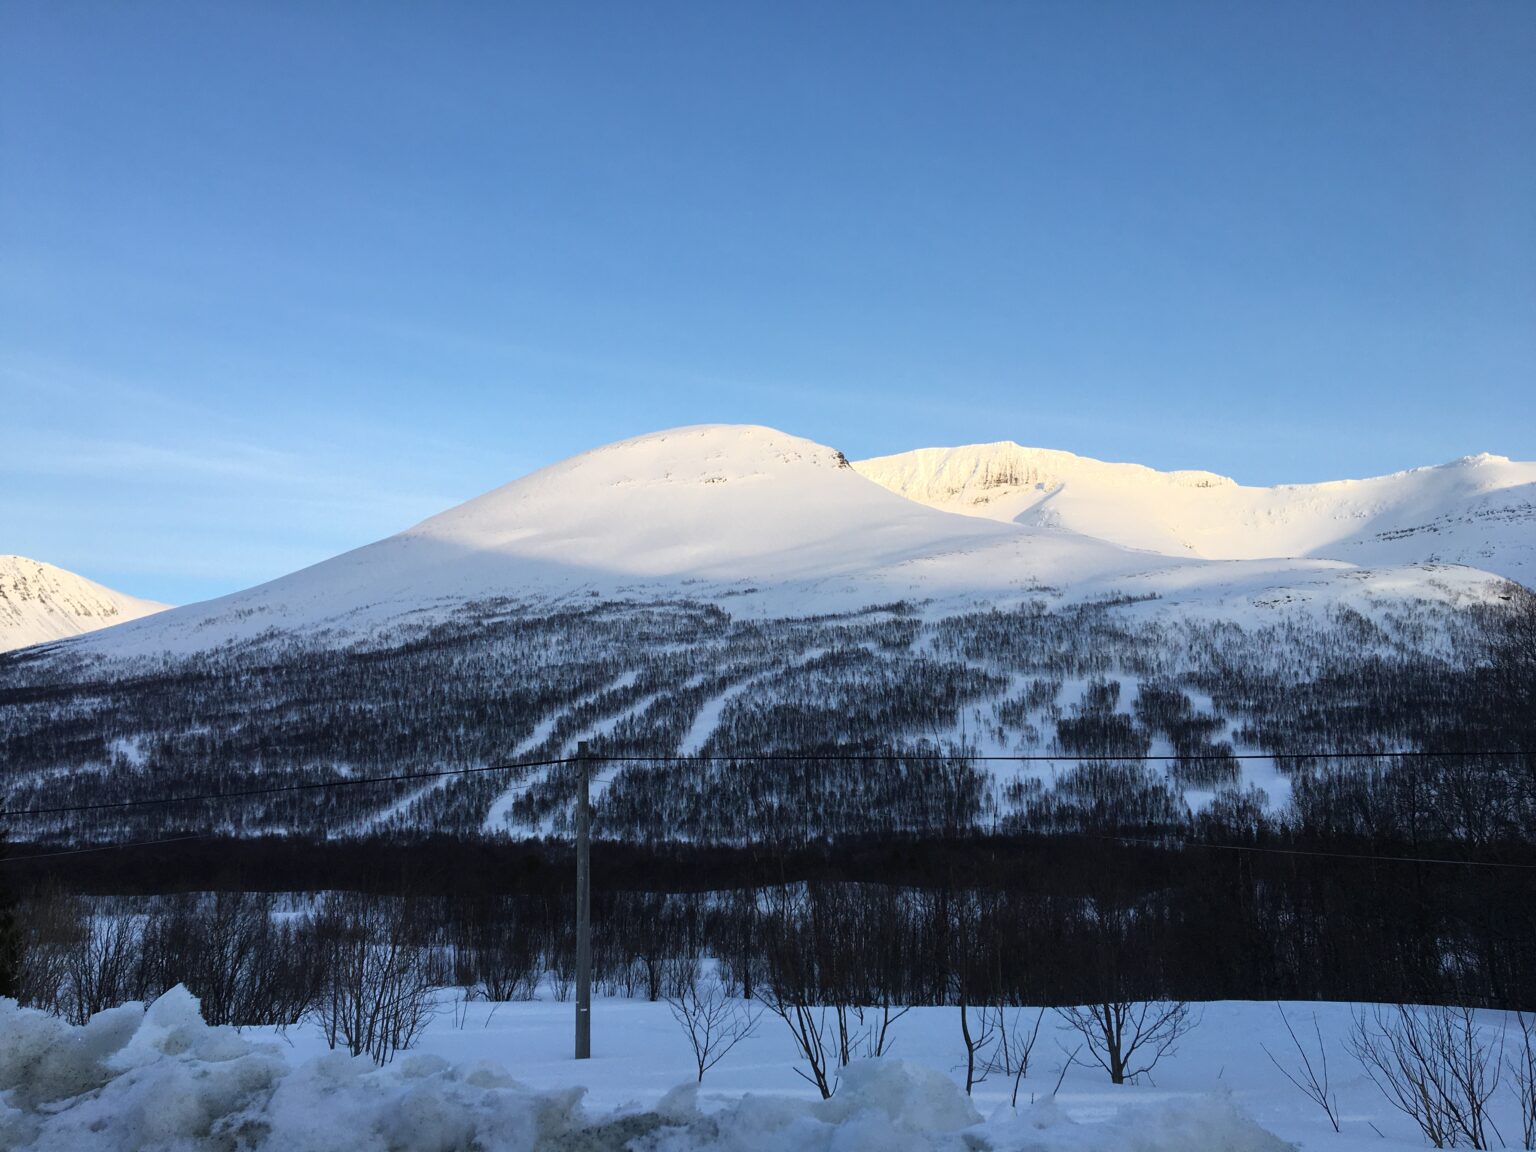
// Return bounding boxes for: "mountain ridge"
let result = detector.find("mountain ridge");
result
[853,440,1536,584]
[21,424,1530,658]
[0,555,169,653]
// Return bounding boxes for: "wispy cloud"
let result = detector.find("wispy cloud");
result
[3,434,314,485]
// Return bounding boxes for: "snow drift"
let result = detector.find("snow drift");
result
[0,987,1294,1152]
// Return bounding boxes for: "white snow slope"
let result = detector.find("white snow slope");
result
[63,425,1522,657]
[0,556,168,654]
[855,442,1536,587]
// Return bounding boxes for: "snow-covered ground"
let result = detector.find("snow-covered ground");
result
[4,986,1529,1150]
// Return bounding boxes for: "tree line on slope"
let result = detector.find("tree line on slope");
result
[2,589,1530,848]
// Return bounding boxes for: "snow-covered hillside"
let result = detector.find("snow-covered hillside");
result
[854,443,1536,587]
[65,425,1517,657]
[0,555,167,653]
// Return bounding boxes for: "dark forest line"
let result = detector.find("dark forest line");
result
[7,827,1533,1010]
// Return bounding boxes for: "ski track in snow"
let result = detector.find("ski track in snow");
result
[357,773,454,835]
[679,649,830,756]
[480,670,642,835]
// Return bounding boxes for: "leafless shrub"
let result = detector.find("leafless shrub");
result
[714,948,766,1004]
[17,891,324,1027]
[958,998,998,1095]
[666,976,761,1082]
[63,913,145,1025]
[1504,1012,1534,1150]
[312,895,437,1065]
[1052,1044,1081,1097]
[14,889,86,1016]
[825,998,910,1067]
[853,998,909,1060]
[1347,1004,1503,1149]
[1055,1000,1197,1085]
[759,885,837,1098]
[768,995,835,1098]
[663,949,701,1000]
[546,948,575,1002]
[984,1006,1046,1106]
[140,892,320,1027]
[459,910,540,1002]
[1261,1003,1340,1133]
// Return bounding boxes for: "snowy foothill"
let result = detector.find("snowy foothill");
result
[7,984,1533,1151]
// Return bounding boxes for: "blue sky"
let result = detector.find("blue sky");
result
[3,1,1533,605]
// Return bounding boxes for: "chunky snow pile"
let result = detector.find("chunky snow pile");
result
[0,988,1294,1152]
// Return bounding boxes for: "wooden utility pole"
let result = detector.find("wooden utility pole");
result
[574,739,592,1060]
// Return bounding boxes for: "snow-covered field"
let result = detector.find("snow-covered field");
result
[5,986,1530,1151]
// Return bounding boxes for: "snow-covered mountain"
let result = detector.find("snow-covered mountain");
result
[7,425,1530,845]
[65,424,1522,658]
[48,424,1512,659]
[0,555,168,653]
[853,443,1536,587]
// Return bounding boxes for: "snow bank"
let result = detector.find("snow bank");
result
[0,989,1294,1151]
[979,1095,1294,1152]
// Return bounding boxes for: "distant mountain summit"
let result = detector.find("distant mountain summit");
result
[405,423,1011,579]
[0,555,168,652]
[854,442,1536,586]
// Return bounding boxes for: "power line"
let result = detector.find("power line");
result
[1097,833,1536,872]
[596,749,1533,763]
[1,748,1529,822]
[9,816,1531,875]
[0,833,211,863]
[0,769,634,866]
[0,755,568,820]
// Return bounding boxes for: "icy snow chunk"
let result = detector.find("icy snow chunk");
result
[112,984,252,1069]
[648,1061,984,1152]
[0,998,144,1107]
[0,998,286,1151]
[655,1081,701,1123]
[820,1059,982,1133]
